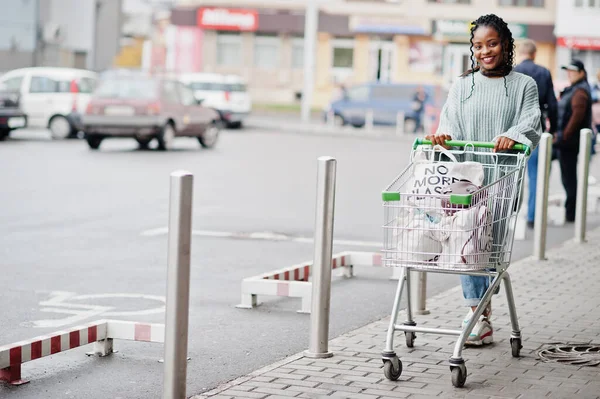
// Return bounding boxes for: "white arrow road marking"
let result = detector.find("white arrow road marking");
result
[140,228,382,248]
[32,291,166,328]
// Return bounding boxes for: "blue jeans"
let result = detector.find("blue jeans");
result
[526,146,539,223]
[461,275,490,307]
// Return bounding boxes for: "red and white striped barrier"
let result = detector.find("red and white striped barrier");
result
[0,319,164,386]
[236,251,382,313]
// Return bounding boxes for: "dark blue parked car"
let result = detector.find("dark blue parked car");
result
[324,82,446,133]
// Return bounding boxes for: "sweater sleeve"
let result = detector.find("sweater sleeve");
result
[435,81,464,140]
[563,89,590,140]
[498,78,542,150]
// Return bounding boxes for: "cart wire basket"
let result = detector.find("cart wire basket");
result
[380,138,529,387]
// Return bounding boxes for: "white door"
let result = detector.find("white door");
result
[20,74,55,128]
[369,41,395,83]
[443,44,472,87]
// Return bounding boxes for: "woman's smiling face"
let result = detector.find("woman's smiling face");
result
[472,25,503,72]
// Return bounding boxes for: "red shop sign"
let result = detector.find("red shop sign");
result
[197,8,258,31]
[558,37,600,51]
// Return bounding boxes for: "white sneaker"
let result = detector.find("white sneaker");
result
[462,309,494,346]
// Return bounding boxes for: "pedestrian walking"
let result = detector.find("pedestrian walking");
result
[412,86,429,133]
[513,39,558,229]
[556,59,593,223]
[426,14,542,345]
[591,69,600,156]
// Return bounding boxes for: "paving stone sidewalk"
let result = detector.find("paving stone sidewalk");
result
[194,228,600,399]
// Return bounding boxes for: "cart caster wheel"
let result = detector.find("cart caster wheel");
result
[405,332,416,348]
[383,358,402,381]
[451,365,467,388]
[511,338,522,358]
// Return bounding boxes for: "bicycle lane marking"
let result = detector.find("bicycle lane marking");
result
[31,291,166,328]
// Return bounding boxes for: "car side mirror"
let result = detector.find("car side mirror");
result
[195,98,204,105]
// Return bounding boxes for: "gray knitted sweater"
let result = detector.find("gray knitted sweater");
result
[436,71,542,150]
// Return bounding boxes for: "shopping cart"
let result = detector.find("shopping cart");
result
[380,138,530,388]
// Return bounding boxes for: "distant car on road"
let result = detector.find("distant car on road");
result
[323,82,446,133]
[179,73,251,129]
[82,74,221,151]
[0,67,98,139]
[0,89,27,140]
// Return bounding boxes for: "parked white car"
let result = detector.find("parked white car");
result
[179,73,251,128]
[0,67,98,139]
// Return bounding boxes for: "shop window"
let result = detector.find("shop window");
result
[254,35,281,69]
[291,38,304,69]
[217,32,242,67]
[499,0,544,5]
[427,0,471,4]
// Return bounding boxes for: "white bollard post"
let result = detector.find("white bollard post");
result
[163,171,193,399]
[396,111,405,136]
[575,128,593,243]
[534,133,552,260]
[306,157,336,359]
[423,115,432,136]
[365,109,374,131]
[327,109,335,128]
[410,271,430,315]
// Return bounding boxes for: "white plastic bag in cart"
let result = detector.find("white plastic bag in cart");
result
[437,205,493,268]
[410,147,485,196]
[393,200,445,263]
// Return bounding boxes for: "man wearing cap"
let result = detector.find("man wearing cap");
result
[514,39,558,229]
[557,59,593,222]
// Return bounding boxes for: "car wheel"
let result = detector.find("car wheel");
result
[0,129,9,141]
[198,122,220,149]
[157,123,176,151]
[334,114,345,127]
[86,135,103,150]
[49,115,72,140]
[135,136,153,149]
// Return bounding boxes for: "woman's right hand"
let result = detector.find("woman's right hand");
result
[425,133,453,150]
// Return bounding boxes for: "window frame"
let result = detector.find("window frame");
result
[427,0,471,4]
[0,76,24,92]
[291,37,304,70]
[499,0,544,5]
[216,32,243,67]
[29,76,59,94]
[253,34,281,69]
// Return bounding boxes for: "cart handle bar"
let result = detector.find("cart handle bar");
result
[413,138,531,155]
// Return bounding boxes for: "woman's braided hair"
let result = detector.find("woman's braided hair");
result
[462,14,515,101]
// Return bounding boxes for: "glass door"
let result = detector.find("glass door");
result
[369,40,395,83]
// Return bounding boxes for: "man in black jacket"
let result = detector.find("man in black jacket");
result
[514,40,558,228]
[556,59,593,222]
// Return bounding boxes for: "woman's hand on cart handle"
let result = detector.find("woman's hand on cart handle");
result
[494,136,516,152]
[425,133,452,149]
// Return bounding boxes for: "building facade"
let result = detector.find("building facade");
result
[171,0,557,107]
[554,0,600,88]
[0,0,122,72]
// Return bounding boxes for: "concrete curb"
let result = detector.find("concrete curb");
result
[245,120,414,142]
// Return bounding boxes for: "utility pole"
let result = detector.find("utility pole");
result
[32,0,40,67]
[301,0,319,123]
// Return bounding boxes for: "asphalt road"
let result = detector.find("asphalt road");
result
[0,127,598,399]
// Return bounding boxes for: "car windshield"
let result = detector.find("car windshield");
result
[188,82,246,92]
[94,78,157,99]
